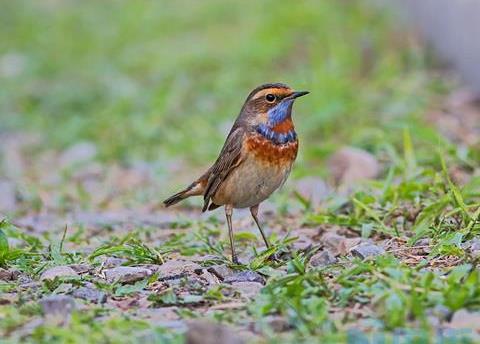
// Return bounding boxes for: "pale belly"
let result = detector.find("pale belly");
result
[212,155,293,209]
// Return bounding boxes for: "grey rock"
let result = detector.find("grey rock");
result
[430,304,451,321]
[102,257,128,268]
[156,320,187,331]
[72,287,106,304]
[104,266,152,284]
[0,180,16,212]
[14,214,63,234]
[350,243,385,259]
[0,268,13,281]
[414,238,432,254]
[40,266,78,281]
[291,235,314,251]
[230,282,263,299]
[295,177,331,208]
[186,320,245,344]
[156,260,202,280]
[264,315,291,332]
[197,270,218,285]
[321,232,349,256]
[328,146,380,186]
[224,271,265,285]
[309,250,337,267]
[414,238,431,247]
[142,307,180,322]
[40,295,75,318]
[69,264,92,274]
[463,238,480,258]
[0,53,26,78]
[59,141,97,168]
[207,265,235,281]
[448,309,480,333]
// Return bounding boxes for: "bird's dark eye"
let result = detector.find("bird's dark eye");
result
[265,94,276,103]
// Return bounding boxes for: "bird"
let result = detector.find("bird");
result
[163,83,309,264]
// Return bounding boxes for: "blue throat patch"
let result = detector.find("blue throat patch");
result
[267,98,294,126]
[255,99,296,145]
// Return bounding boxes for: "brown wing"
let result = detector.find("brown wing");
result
[202,126,245,211]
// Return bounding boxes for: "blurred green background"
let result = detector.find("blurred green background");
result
[0,0,441,176]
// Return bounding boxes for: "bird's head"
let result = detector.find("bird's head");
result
[239,83,309,129]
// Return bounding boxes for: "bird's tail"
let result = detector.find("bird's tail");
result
[163,179,206,207]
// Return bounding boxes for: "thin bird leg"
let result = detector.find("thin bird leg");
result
[225,205,238,264]
[250,204,270,248]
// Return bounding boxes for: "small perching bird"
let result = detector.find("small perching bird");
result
[164,83,309,263]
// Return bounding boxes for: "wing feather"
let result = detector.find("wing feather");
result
[202,127,245,211]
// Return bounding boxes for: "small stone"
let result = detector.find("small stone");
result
[207,265,235,281]
[448,309,480,333]
[186,320,245,344]
[40,295,75,323]
[104,266,152,284]
[430,304,451,321]
[0,268,13,281]
[295,177,331,208]
[328,146,380,186]
[142,307,180,322]
[291,235,314,251]
[69,264,92,274]
[157,320,187,331]
[350,243,385,259]
[40,266,78,281]
[230,282,263,299]
[198,270,218,285]
[321,232,352,256]
[264,315,291,332]
[72,287,106,304]
[156,260,202,280]
[0,180,16,212]
[224,271,265,285]
[59,141,97,168]
[414,238,432,254]
[463,238,480,258]
[309,250,337,267]
[102,257,128,268]
[414,238,431,247]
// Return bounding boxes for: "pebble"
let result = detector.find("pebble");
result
[350,243,385,259]
[224,271,265,285]
[156,260,203,280]
[40,266,78,281]
[185,320,245,344]
[207,265,235,281]
[72,287,107,304]
[40,295,75,319]
[309,250,337,267]
[328,146,380,186]
[230,282,263,299]
[0,268,14,281]
[104,266,152,284]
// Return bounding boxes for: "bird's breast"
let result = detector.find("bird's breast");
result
[245,132,298,165]
[210,132,298,208]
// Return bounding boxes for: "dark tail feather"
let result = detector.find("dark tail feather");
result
[163,190,189,207]
[163,180,205,207]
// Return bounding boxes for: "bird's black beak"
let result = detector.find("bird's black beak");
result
[292,91,310,99]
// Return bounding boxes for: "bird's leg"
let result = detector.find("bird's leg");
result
[250,204,270,248]
[225,205,238,264]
